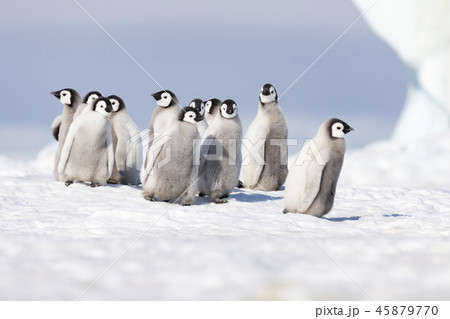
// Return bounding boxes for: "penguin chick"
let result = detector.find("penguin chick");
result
[107,95,143,185]
[142,90,180,184]
[142,107,203,206]
[198,99,242,204]
[241,83,288,191]
[189,98,208,137]
[204,98,222,126]
[57,97,114,187]
[283,118,354,217]
[73,91,102,118]
[51,88,81,180]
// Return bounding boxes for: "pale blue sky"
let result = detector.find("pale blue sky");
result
[0,0,406,158]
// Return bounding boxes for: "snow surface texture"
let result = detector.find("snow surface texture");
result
[1,139,450,300]
[352,0,450,140]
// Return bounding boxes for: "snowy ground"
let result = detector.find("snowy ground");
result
[1,136,450,300]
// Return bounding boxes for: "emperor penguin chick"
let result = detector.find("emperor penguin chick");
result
[204,98,222,125]
[242,83,288,191]
[198,99,242,204]
[74,91,102,118]
[51,88,81,180]
[142,90,180,183]
[142,107,203,206]
[58,97,114,187]
[51,91,100,141]
[107,95,143,185]
[284,118,353,217]
[189,98,208,137]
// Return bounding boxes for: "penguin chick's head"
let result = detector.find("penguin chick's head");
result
[82,91,102,105]
[205,98,222,114]
[107,95,125,112]
[92,97,113,116]
[220,99,238,119]
[328,118,354,139]
[259,83,277,104]
[189,98,205,116]
[151,90,177,108]
[51,88,78,106]
[179,107,203,125]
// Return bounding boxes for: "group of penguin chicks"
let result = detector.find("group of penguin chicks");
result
[50,83,353,217]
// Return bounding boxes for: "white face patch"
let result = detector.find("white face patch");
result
[60,90,72,105]
[221,103,237,119]
[87,94,99,105]
[157,92,172,107]
[331,122,346,138]
[183,110,198,125]
[260,86,276,104]
[94,100,110,116]
[205,101,212,113]
[110,98,120,112]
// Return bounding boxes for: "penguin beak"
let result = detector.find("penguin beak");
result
[105,105,113,113]
[51,91,60,99]
[343,127,354,134]
[262,88,270,95]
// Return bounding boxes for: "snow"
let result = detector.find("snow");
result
[352,0,450,140]
[1,138,450,300]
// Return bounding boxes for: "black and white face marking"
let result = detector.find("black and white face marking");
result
[330,119,354,139]
[107,95,125,113]
[83,91,102,105]
[259,83,277,104]
[93,97,113,116]
[110,98,120,112]
[178,107,203,125]
[51,89,72,106]
[151,90,175,108]
[220,99,238,119]
[205,98,221,114]
[189,99,205,116]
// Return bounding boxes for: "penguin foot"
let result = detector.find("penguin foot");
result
[214,198,228,204]
[144,195,157,202]
[219,194,229,199]
[107,178,118,184]
[198,192,205,197]
[237,180,244,188]
[65,181,73,187]
[282,209,289,214]
[90,182,101,188]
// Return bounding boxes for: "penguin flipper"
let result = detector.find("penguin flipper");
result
[242,121,267,187]
[106,126,114,179]
[294,154,326,213]
[142,132,168,181]
[57,117,79,175]
[51,115,62,141]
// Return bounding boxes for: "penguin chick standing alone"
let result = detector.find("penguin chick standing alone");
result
[142,107,203,206]
[73,91,102,118]
[189,98,208,137]
[242,84,288,191]
[58,97,114,187]
[198,99,242,203]
[107,95,142,185]
[51,88,81,180]
[204,98,222,126]
[284,118,353,217]
[142,90,179,184]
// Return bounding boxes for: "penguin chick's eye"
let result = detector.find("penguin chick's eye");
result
[270,90,274,94]
[338,126,342,130]
[62,93,66,96]
[164,96,168,99]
